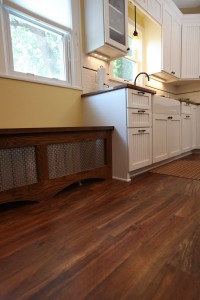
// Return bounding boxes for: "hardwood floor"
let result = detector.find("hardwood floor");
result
[0,154,200,299]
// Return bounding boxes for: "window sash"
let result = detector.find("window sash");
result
[0,0,82,89]
[2,0,72,31]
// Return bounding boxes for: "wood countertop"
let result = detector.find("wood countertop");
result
[0,127,114,136]
[81,84,156,97]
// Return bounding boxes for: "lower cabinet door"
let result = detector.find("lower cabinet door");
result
[153,114,168,163]
[181,114,192,152]
[128,127,152,171]
[168,115,181,158]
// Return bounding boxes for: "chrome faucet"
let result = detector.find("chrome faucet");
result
[134,72,150,85]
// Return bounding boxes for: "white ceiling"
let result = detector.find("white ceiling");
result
[172,0,200,8]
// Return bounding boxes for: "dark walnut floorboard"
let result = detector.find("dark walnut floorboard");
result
[0,156,200,299]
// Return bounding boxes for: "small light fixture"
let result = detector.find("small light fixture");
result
[90,52,109,61]
[133,6,139,41]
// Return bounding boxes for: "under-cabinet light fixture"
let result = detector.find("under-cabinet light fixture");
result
[150,75,166,83]
[90,52,109,61]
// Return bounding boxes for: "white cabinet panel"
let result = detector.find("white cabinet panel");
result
[134,0,148,11]
[181,115,192,153]
[148,0,163,24]
[168,116,181,158]
[162,4,181,78]
[191,105,197,149]
[83,0,128,59]
[182,23,200,79]
[83,88,152,180]
[181,102,192,114]
[127,90,151,109]
[153,114,168,163]
[197,106,200,148]
[127,108,152,128]
[153,113,181,163]
[128,128,152,171]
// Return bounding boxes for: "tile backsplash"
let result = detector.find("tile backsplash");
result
[82,54,200,104]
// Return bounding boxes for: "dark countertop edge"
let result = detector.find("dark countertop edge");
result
[81,84,156,97]
[155,97,200,105]
[0,126,114,135]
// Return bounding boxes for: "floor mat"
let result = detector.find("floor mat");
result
[150,158,200,180]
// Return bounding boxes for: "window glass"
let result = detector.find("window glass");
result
[110,22,142,83]
[9,13,66,80]
[0,0,82,88]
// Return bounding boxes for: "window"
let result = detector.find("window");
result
[110,22,143,84]
[0,0,82,88]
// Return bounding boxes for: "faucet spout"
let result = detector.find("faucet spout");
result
[134,72,150,85]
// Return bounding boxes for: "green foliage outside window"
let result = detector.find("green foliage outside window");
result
[9,14,65,80]
[112,58,136,81]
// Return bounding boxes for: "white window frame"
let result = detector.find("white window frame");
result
[0,0,82,90]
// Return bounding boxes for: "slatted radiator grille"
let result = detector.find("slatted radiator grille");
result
[0,147,37,192]
[47,139,105,179]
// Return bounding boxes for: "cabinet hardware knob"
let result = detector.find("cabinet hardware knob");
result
[137,91,145,95]
[171,71,175,74]
[138,130,146,133]
[138,110,145,113]
[127,47,130,51]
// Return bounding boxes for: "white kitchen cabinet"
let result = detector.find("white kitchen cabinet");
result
[191,105,197,149]
[127,89,151,109]
[162,3,181,78]
[83,87,153,181]
[134,0,162,24]
[152,96,181,163]
[181,102,192,153]
[181,114,192,153]
[127,108,152,127]
[182,18,200,79]
[196,106,200,149]
[128,128,152,171]
[168,115,182,157]
[153,114,168,163]
[153,114,181,163]
[133,0,148,11]
[148,0,163,24]
[83,0,128,60]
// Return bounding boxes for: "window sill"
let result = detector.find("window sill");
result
[0,73,83,91]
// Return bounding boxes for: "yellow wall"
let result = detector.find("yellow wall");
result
[128,4,144,27]
[0,78,83,128]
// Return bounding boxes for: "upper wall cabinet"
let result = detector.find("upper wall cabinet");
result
[133,0,163,24]
[148,0,163,24]
[134,0,148,11]
[162,3,181,78]
[83,0,128,60]
[182,17,200,79]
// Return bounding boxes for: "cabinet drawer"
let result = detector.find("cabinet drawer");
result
[127,108,152,127]
[127,89,151,109]
[128,127,152,171]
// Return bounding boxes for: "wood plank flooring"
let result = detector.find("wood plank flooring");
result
[0,154,200,299]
